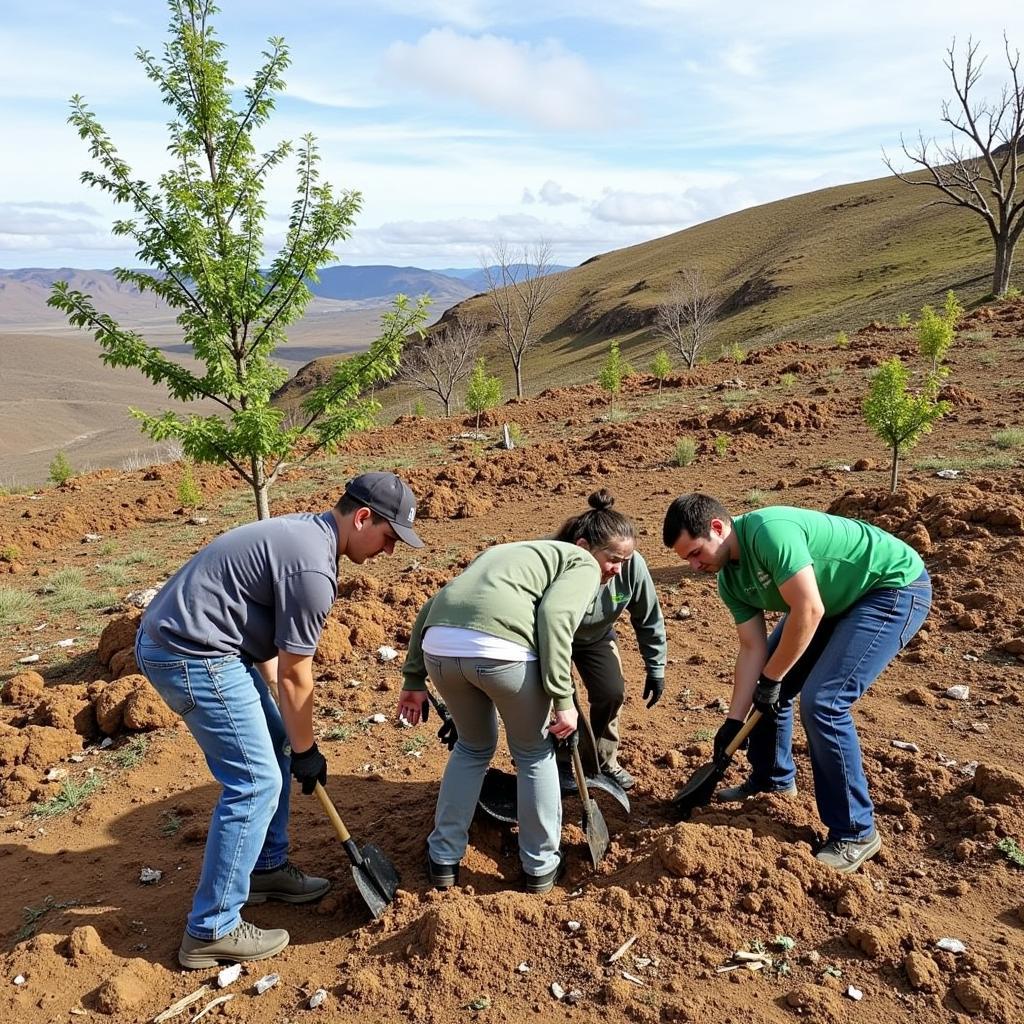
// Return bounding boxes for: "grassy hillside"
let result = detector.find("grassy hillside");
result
[277,169,1019,419]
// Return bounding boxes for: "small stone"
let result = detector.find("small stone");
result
[891,740,920,752]
[801,950,821,965]
[550,982,566,1000]
[13,975,26,986]
[566,921,581,932]
[846,985,863,1001]
[935,938,967,954]
[56,639,75,648]
[675,606,692,620]
[309,988,328,1009]
[369,714,387,724]
[83,533,102,543]
[126,588,159,609]
[189,516,209,526]
[254,973,279,995]
[18,654,40,664]
[971,722,990,734]
[945,685,970,701]
[565,989,583,1005]
[217,964,242,988]
[377,646,398,662]
[139,867,162,884]
[516,963,531,974]
[347,679,362,688]
[935,469,960,479]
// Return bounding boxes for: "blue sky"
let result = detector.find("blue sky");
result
[2,1,1023,269]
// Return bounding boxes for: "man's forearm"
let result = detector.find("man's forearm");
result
[730,645,765,719]
[278,667,316,752]
[763,606,822,680]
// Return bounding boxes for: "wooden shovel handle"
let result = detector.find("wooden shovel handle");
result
[314,782,352,844]
[723,710,763,758]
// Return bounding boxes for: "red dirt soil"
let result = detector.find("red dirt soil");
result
[1,301,1024,1023]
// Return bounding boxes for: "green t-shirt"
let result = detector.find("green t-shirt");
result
[718,507,925,625]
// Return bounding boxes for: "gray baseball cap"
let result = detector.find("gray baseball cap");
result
[344,472,424,548]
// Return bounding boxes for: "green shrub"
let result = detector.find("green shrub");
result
[724,342,744,363]
[48,451,74,487]
[177,463,202,509]
[674,438,697,466]
[412,399,426,417]
[0,544,20,563]
[465,357,502,429]
[598,339,623,411]
[1005,285,1022,300]
[917,304,954,373]
[943,289,963,329]
[835,330,849,349]
[992,428,1024,450]
[779,372,796,391]
[0,587,36,627]
[651,349,672,393]
[714,434,730,456]
[896,312,911,328]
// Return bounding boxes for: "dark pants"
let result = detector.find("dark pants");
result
[566,631,626,772]
[747,571,932,840]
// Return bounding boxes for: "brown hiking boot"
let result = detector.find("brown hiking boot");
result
[178,919,289,969]
[246,861,330,904]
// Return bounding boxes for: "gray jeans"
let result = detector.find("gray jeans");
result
[425,654,561,875]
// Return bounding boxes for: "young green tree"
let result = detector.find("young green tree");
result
[177,462,202,509]
[917,304,954,374]
[863,358,949,492]
[48,451,74,487]
[48,1,427,520]
[943,289,964,330]
[651,349,672,394]
[465,358,502,429]
[598,339,623,413]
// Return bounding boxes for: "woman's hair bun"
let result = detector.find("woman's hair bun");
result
[588,489,615,512]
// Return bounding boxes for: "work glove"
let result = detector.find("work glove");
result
[642,674,665,709]
[290,742,328,795]
[713,717,745,762]
[436,705,458,751]
[752,673,783,718]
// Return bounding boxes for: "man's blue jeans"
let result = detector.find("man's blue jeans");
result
[746,571,931,841]
[135,631,291,940]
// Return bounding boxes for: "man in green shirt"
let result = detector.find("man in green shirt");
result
[663,494,931,873]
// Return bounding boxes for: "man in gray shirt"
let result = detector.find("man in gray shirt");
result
[135,472,422,968]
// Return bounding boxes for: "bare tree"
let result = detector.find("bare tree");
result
[482,240,561,398]
[398,319,482,417]
[883,37,1024,297]
[655,268,720,368]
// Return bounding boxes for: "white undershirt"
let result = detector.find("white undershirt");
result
[422,625,537,661]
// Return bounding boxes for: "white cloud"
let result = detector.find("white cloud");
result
[537,180,580,205]
[284,77,379,109]
[591,190,699,227]
[720,41,760,78]
[384,28,616,131]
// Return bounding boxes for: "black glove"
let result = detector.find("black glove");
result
[437,714,458,751]
[752,673,783,718]
[290,742,328,795]
[642,674,665,709]
[713,717,745,761]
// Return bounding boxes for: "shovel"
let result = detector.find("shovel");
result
[568,731,610,869]
[313,783,399,919]
[670,709,763,819]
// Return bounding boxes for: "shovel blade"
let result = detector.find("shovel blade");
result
[352,843,400,919]
[582,797,610,869]
[670,757,728,819]
[477,768,518,825]
[584,773,631,814]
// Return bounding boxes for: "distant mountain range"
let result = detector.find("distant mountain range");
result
[0,263,572,328]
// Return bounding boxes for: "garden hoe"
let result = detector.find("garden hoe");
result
[314,783,399,919]
[670,709,763,819]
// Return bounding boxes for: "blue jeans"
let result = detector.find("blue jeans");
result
[746,571,931,841]
[135,631,291,940]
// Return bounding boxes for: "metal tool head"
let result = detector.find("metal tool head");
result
[353,842,401,919]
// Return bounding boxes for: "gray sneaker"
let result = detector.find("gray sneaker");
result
[716,780,798,802]
[247,861,331,904]
[602,764,635,791]
[815,832,882,873]
[178,919,289,969]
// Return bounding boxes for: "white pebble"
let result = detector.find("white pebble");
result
[565,989,583,1005]
[217,964,242,988]
[56,638,75,648]
[945,685,970,701]
[846,985,863,1001]
[891,740,920,753]
[516,962,531,974]
[18,654,40,664]
[254,973,279,995]
[13,975,26,986]
[566,920,581,932]
[550,982,566,1000]
[935,938,967,954]
[369,713,387,724]
[309,988,328,1009]
[45,768,68,782]
[377,645,398,662]
[139,867,162,884]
